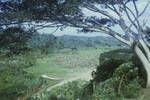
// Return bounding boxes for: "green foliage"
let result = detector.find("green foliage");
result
[95,59,126,82]
[113,62,137,77]
[28,33,57,55]
[0,52,45,100]
[92,78,120,100]
[32,60,142,100]
[94,49,133,83]
[113,63,141,98]
[0,27,33,55]
[27,48,143,100]
[90,62,142,100]
[80,49,144,100]
[0,73,43,100]
[99,49,133,64]
[122,78,141,98]
[28,59,142,100]
[29,80,87,100]
[48,80,86,100]
[0,0,136,27]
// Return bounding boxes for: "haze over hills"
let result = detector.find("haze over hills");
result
[56,35,126,48]
[27,33,127,54]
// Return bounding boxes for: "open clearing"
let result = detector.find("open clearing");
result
[26,47,150,100]
[25,48,113,88]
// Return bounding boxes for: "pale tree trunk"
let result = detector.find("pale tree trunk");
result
[134,45,150,88]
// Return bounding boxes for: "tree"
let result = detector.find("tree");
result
[0,27,33,55]
[1,0,150,87]
[28,33,57,54]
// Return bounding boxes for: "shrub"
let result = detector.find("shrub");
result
[0,69,44,100]
[0,52,44,100]
[113,62,141,98]
[94,59,126,82]
[49,80,87,100]
[0,27,33,55]
[29,80,87,100]
[92,78,120,100]
[94,49,133,83]
[99,49,133,64]
[90,62,142,99]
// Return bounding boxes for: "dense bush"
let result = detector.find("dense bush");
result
[83,62,142,100]
[0,27,58,100]
[99,49,133,64]
[0,27,33,55]
[87,49,144,99]
[67,49,144,100]
[113,62,141,98]
[94,49,133,83]
[28,34,57,55]
[49,81,85,100]
[28,80,87,100]
[0,52,45,100]
[0,73,44,100]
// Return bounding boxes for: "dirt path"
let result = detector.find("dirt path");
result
[46,68,94,92]
[41,74,61,80]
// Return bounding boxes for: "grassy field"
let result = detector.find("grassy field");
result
[0,47,115,99]
[25,47,114,86]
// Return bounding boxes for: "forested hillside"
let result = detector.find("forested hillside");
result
[57,35,126,49]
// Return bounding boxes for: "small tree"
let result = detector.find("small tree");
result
[0,27,33,55]
[29,34,57,54]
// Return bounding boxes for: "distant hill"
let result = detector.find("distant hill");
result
[56,35,126,49]
[27,34,127,52]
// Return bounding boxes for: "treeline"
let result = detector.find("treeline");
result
[57,35,126,49]
[0,27,57,56]
[0,27,126,56]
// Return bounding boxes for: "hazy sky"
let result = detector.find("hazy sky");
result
[38,0,150,37]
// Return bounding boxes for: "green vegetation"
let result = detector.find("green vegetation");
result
[57,35,126,49]
[0,27,58,100]
[1,28,118,99]
[25,47,110,78]
[0,35,146,100]
[0,52,44,100]
[88,49,145,99]
[90,62,142,100]
[0,27,148,100]
[0,27,33,55]
[29,80,88,100]
[1,0,150,99]
[32,49,147,100]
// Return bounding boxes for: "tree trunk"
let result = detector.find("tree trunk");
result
[134,45,150,88]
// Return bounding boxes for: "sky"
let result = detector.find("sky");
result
[38,0,150,37]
